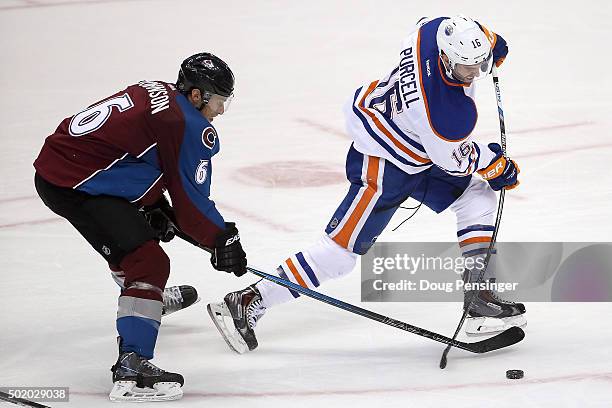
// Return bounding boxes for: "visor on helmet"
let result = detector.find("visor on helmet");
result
[449,51,493,83]
[205,92,234,113]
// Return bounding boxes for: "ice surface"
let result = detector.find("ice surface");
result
[1,1,611,407]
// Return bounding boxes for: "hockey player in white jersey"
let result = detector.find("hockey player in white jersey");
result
[208,16,524,353]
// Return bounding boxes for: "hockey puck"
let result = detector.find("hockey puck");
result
[506,369,524,379]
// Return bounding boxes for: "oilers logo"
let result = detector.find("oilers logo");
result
[329,217,339,229]
[195,160,209,184]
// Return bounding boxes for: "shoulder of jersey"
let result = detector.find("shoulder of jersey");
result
[127,80,184,120]
[171,90,220,153]
[415,18,478,142]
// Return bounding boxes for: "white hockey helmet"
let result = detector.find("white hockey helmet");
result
[436,15,493,83]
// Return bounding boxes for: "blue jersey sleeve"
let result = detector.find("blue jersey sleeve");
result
[155,93,225,248]
[177,124,225,229]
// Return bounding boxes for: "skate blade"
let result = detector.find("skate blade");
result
[109,381,183,402]
[465,314,527,336]
[207,302,249,354]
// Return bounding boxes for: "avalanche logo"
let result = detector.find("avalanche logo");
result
[202,126,217,149]
[195,160,209,184]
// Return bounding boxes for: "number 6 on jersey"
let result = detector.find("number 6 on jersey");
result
[69,94,135,136]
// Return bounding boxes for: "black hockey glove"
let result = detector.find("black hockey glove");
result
[143,198,176,243]
[210,222,247,277]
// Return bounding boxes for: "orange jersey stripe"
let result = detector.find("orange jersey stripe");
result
[285,258,308,288]
[358,81,431,164]
[332,156,380,249]
[479,24,498,49]
[459,236,492,247]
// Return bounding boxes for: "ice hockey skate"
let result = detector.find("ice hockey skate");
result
[464,283,527,336]
[109,349,184,402]
[207,285,266,354]
[111,270,200,318]
[162,285,200,317]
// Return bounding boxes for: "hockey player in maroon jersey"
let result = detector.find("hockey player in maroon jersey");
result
[34,53,247,402]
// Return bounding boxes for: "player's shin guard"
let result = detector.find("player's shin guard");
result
[458,228,527,335]
[450,180,526,334]
[116,289,163,359]
[116,241,169,359]
[255,235,358,308]
[110,268,199,317]
[208,235,357,353]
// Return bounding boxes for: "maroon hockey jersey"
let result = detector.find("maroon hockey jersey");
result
[34,80,225,247]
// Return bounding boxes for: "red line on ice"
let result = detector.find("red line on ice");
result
[514,142,612,159]
[0,195,38,204]
[477,120,595,138]
[295,118,349,139]
[0,218,60,229]
[217,200,297,233]
[299,118,594,141]
[0,0,147,11]
[67,371,612,399]
[505,121,594,136]
[298,118,610,159]
[0,195,296,233]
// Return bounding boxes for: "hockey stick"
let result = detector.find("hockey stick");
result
[0,391,51,408]
[439,65,509,369]
[174,229,523,354]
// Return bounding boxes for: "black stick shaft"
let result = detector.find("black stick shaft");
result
[439,65,508,369]
[246,265,476,351]
[0,391,51,408]
[174,229,512,353]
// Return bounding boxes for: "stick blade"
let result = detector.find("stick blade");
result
[439,344,452,369]
[439,353,448,369]
[470,326,525,353]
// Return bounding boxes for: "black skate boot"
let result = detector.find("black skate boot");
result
[207,285,266,354]
[162,285,200,317]
[464,278,527,335]
[110,346,184,402]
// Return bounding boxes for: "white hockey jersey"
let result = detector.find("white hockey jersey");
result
[344,17,507,176]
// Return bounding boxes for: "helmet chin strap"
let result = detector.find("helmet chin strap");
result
[197,91,212,111]
[440,55,455,79]
[440,55,471,84]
